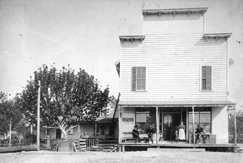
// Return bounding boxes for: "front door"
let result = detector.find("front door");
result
[163,113,181,141]
[56,129,61,139]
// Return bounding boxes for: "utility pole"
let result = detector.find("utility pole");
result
[37,80,41,151]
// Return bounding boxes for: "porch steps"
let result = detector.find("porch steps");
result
[147,148,205,152]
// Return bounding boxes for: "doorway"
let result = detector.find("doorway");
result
[163,113,181,141]
[56,129,61,139]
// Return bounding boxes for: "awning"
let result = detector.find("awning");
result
[96,118,118,124]
[119,100,236,107]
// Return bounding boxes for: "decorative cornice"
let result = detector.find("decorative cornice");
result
[203,33,232,41]
[119,35,145,44]
[142,8,208,17]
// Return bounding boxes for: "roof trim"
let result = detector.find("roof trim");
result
[203,33,232,41]
[119,35,145,44]
[119,100,236,107]
[142,8,208,17]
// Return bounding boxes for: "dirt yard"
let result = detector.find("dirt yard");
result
[0,151,242,163]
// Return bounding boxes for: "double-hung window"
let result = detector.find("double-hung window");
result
[132,67,146,91]
[202,66,212,90]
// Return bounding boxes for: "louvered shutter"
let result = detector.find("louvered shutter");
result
[132,67,137,91]
[202,66,212,90]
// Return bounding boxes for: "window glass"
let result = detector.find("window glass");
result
[132,67,146,91]
[188,109,211,133]
[135,108,156,133]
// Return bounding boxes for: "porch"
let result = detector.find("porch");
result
[118,142,237,152]
[118,100,237,150]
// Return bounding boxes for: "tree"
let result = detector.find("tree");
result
[228,107,243,142]
[0,94,23,146]
[20,64,109,139]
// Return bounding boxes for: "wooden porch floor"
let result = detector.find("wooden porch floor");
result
[118,141,237,152]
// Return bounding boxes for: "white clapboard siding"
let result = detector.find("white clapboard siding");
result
[143,13,204,34]
[120,33,228,101]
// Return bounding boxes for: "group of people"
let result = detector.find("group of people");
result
[132,125,155,143]
[132,122,204,144]
[175,122,204,143]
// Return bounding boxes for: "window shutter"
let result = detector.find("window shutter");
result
[132,67,136,91]
[201,66,212,90]
[206,66,211,90]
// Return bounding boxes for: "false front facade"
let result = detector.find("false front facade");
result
[116,8,235,145]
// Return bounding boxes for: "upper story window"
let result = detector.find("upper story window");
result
[132,67,146,91]
[201,66,212,90]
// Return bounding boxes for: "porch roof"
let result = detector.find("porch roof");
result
[96,117,118,123]
[118,100,236,107]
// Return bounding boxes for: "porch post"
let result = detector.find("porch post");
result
[78,124,80,137]
[156,107,159,144]
[233,105,237,145]
[94,123,97,136]
[186,107,189,141]
[192,106,195,144]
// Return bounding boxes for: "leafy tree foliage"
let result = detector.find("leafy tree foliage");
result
[20,65,109,139]
[0,94,23,139]
[228,108,243,142]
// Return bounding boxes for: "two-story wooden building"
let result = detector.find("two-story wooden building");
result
[116,8,236,148]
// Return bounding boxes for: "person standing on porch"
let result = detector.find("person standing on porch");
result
[146,125,155,144]
[132,125,140,143]
[178,122,185,141]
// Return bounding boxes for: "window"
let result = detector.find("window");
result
[135,107,156,133]
[188,107,211,133]
[132,67,146,91]
[201,66,212,90]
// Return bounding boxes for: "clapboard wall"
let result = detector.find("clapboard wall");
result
[120,33,228,101]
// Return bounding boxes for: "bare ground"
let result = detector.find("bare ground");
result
[0,151,242,163]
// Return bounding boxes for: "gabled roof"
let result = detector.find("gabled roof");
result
[142,8,208,17]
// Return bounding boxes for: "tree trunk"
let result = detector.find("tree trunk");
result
[9,121,11,147]
[58,124,78,140]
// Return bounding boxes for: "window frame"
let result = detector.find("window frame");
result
[132,67,146,91]
[188,107,212,133]
[135,107,156,134]
[200,65,213,91]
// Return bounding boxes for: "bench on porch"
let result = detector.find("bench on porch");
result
[121,132,149,143]
[189,133,216,144]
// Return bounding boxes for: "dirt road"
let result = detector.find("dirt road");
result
[0,151,242,163]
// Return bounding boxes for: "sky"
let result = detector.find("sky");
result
[0,0,243,110]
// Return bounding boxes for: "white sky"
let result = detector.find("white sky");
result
[0,0,243,109]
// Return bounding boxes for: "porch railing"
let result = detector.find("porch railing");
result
[86,136,118,151]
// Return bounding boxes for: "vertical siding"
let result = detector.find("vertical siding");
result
[120,33,228,101]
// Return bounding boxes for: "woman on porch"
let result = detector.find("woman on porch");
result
[178,122,185,141]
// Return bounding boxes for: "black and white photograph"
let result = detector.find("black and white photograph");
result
[0,0,242,162]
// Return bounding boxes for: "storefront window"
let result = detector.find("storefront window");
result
[135,107,156,133]
[188,107,211,133]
